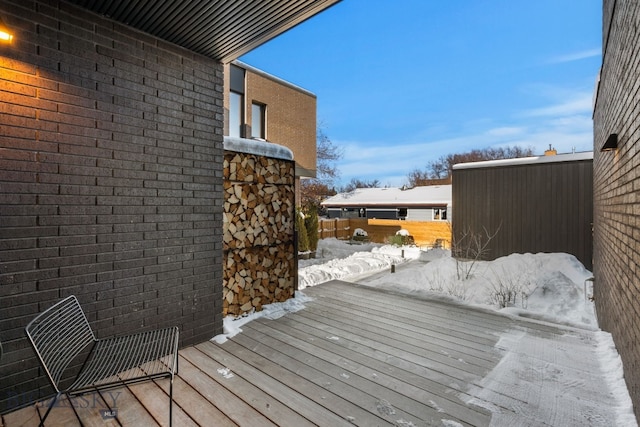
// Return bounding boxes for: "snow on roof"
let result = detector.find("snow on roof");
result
[224,136,294,161]
[452,151,593,170]
[322,185,452,207]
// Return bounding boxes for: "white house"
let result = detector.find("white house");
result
[322,185,452,222]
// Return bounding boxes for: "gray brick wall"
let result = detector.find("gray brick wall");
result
[593,0,640,418]
[0,0,224,413]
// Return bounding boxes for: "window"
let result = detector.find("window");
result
[251,102,266,139]
[229,64,245,138]
[229,91,243,137]
[433,208,447,221]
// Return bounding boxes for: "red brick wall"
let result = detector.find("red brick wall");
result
[593,0,640,418]
[0,0,224,412]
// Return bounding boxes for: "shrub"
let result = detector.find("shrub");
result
[296,208,309,252]
[451,223,501,280]
[351,228,369,242]
[304,206,319,252]
[388,229,415,246]
[486,266,534,308]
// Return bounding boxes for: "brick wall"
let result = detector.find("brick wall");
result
[593,0,640,418]
[0,0,224,413]
[245,69,317,177]
[222,62,318,178]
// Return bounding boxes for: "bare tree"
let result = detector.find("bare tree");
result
[451,223,502,280]
[406,169,452,187]
[315,127,343,186]
[407,145,534,185]
[299,180,336,211]
[340,178,381,193]
[300,126,343,210]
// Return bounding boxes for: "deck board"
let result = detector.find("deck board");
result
[179,347,279,427]
[243,320,485,426]
[215,334,372,426]
[246,313,490,425]
[2,279,623,427]
[229,326,440,426]
[294,298,498,368]
[196,340,361,426]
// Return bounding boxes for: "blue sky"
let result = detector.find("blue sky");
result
[240,1,602,188]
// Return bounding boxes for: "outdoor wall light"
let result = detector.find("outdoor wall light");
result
[601,133,618,152]
[0,16,14,43]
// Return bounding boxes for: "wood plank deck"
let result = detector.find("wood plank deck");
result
[1,279,620,426]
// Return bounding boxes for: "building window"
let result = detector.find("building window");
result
[229,64,245,138]
[229,91,243,137]
[251,102,266,139]
[433,208,447,221]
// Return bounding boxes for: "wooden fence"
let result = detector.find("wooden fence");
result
[318,218,352,240]
[317,218,451,248]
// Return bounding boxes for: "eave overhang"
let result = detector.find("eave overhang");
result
[64,0,341,63]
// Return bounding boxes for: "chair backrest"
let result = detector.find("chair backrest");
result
[26,296,96,392]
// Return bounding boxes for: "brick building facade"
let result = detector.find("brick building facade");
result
[593,0,640,418]
[0,0,338,414]
[223,61,317,202]
[0,1,224,412]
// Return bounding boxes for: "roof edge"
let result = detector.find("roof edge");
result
[453,151,593,170]
[220,0,342,63]
[232,60,316,98]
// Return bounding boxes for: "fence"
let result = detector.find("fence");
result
[317,218,450,248]
[318,218,352,240]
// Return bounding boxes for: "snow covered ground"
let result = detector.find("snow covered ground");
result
[214,238,638,426]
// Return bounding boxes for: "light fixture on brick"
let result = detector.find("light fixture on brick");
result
[601,133,618,152]
[0,16,13,43]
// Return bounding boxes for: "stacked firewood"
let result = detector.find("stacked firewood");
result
[223,152,295,316]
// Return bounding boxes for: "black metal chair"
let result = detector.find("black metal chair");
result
[26,295,179,426]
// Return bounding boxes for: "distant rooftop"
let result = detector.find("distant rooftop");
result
[453,151,593,170]
[322,185,452,207]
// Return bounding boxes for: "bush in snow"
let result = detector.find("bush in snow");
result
[427,268,468,300]
[304,206,319,252]
[451,224,501,280]
[486,266,535,308]
[352,228,369,242]
[296,208,309,252]
[388,229,415,246]
[353,228,368,237]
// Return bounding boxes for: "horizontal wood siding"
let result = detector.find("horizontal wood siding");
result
[452,160,593,269]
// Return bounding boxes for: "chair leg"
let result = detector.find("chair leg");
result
[37,392,60,427]
[66,393,84,427]
[169,376,174,427]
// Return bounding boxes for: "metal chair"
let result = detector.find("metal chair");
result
[26,295,179,426]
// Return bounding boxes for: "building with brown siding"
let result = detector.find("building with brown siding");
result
[452,152,593,270]
[593,0,640,418]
